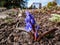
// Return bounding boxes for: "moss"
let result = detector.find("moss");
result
[45,34,54,39]
[49,14,60,22]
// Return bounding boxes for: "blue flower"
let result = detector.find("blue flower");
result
[25,11,40,33]
[25,22,32,32]
[25,11,36,24]
[25,11,40,39]
[35,25,40,30]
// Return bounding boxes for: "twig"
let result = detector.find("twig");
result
[37,28,58,41]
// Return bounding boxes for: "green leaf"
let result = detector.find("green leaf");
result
[49,14,60,22]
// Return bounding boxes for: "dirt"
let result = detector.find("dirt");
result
[0,8,60,45]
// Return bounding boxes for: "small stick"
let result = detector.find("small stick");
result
[37,28,58,41]
[32,24,38,41]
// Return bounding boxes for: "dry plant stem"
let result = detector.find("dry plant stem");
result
[37,28,58,41]
[32,25,37,41]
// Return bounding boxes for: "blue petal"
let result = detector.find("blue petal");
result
[25,11,30,16]
[36,25,40,30]
[35,32,39,38]
[25,11,40,32]
[25,23,32,32]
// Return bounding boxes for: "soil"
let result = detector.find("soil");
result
[0,8,60,45]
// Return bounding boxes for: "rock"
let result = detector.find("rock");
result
[0,14,9,19]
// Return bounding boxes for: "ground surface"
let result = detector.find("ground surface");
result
[0,7,60,45]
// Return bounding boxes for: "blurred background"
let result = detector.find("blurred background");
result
[0,0,60,9]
